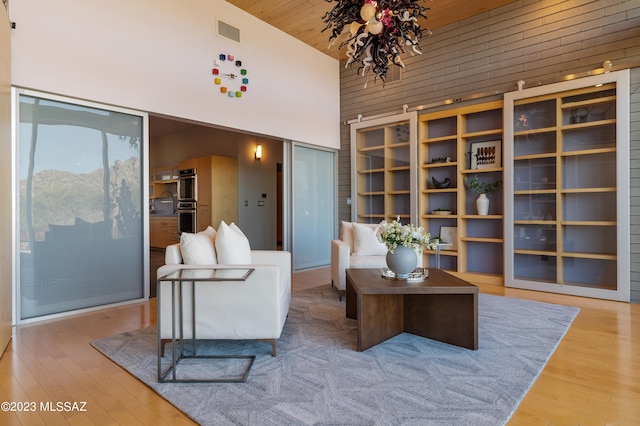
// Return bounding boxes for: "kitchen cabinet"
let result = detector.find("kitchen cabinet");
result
[149,166,179,199]
[150,216,179,248]
[504,69,630,301]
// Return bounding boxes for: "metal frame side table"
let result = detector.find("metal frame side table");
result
[435,243,453,269]
[157,267,255,383]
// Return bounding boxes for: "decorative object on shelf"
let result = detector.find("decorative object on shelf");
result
[212,54,248,98]
[322,0,431,88]
[378,215,437,278]
[476,193,490,216]
[394,123,410,142]
[430,156,451,163]
[431,176,451,189]
[464,175,501,216]
[432,208,452,215]
[569,107,589,124]
[515,113,529,130]
[470,140,501,169]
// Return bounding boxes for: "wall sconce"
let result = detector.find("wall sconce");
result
[255,144,263,160]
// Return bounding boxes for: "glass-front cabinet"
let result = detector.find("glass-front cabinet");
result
[504,70,630,301]
[351,112,417,224]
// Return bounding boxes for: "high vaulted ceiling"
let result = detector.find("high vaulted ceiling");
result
[227,0,517,60]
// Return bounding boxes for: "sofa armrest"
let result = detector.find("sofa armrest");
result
[157,264,289,340]
[331,239,351,292]
[252,250,291,274]
[164,243,183,265]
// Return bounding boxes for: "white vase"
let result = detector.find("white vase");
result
[386,246,418,278]
[476,193,490,215]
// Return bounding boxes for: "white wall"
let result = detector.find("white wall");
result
[9,0,340,149]
[0,13,12,356]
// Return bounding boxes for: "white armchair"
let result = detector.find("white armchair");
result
[331,222,388,300]
[157,242,291,357]
[331,221,424,300]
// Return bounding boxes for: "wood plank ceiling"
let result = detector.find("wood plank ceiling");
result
[227,0,517,60]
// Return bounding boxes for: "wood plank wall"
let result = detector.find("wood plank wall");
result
[336,0,640,301]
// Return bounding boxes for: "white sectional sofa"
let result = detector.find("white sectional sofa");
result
[157,222,291,357]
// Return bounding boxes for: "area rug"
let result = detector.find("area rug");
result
[91,284,579,426]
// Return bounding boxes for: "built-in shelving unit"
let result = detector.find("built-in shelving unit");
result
[351,112,418,224]
[504,70,630,301]
[418,100,504,285]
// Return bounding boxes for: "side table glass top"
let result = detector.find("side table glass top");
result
[158,268,254,282]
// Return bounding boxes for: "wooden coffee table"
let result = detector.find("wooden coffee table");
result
[345,268,478,351]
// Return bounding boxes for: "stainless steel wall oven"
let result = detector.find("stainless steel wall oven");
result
[177,168,197,234]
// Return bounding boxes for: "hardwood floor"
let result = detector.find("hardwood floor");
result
[1,267,638,425]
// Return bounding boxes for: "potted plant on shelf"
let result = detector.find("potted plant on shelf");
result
[463,175,501,215]
[432,208,452,215]
[377,216,439,277]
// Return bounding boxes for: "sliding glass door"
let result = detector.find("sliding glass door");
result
[16,90,147,320]
[291,144,336,270]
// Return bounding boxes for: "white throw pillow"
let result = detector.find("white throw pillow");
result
[340,221,355,253]
[352,222,388,256]
[215,221,252,264]
[200,225,217,241]
[180,231,217,265]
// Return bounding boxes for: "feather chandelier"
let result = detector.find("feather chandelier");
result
[322,0,431,88]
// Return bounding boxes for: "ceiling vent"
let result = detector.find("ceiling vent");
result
[217,19,240,43]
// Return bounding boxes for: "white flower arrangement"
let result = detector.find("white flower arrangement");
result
[377,216,438,253]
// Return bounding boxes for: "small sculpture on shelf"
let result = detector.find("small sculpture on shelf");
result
[430,156,451,164]
[431,176,451,189]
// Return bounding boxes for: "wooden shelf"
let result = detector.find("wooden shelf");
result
[461,129,502,138]
[418,100,504,284]
[561,118,616,130]
[514,152,558,161]
[421,161,457,169]
[357,145,384,152]
[561,187,616,193]
[561,252,617,260]
[561,147,616,157]
[421,188,458,194]
[460,167,503,174]
[421,135,457,144]
[514,249,556,256]
[422,214,458,219]
[358,168,385,174]
[561,220,617,226]
[461,237,503,243]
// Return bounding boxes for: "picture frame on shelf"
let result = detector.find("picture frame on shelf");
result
[470,140,501,169]
[439,226,458,251]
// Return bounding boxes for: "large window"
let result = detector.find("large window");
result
[16,91,147,320]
